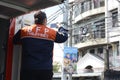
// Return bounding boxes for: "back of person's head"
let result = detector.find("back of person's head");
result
[34,10,47,24]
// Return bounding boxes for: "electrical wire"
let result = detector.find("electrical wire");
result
[47,8,63,24]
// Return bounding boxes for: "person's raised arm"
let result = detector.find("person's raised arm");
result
[55,27,68,43]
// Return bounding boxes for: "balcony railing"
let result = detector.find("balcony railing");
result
[74,0,105,18]
[74,29,105,44]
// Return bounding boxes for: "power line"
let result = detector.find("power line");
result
[47,8,63,24]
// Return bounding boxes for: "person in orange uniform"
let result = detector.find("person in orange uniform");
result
[13,10,68,80]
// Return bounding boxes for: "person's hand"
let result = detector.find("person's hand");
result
[56,23,61,28]
[58,27,68,34]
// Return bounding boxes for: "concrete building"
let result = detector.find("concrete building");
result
[68,0,120,79]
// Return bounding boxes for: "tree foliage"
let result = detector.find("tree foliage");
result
[53,62,61,73]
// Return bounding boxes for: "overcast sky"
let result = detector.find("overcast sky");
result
[42,5,63,24]
[43,5,64,64]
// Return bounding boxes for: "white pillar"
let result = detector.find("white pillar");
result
[111,44,117,67]
[118,0,120,61]
[105,0,109,42]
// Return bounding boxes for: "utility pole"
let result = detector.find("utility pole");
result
[68,2,74,80]
[69,5,73,47]
[101,0,110,80]
[101,1,110,79]
[105,0,110,71]
[63,0,69,45]
[103,1,110,80]
[61,0,68,80]
[61,0,75,80]
[62,0,74,80]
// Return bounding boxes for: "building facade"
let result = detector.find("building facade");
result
[69,0,120,77]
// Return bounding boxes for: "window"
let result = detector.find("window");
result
[81,2,85,13]
[109,46,113,57]
[93,19,105,38]
[100,0,104,7]
[93,0,100,8]
[74,0,92,16]
[112,12,118,27]
[86,0,92,11]
[73,27,80,35]
[73,27,86,44]
[116,44,120,66]
[74,33,83,44]
[98,48,103,53]
[81,0,92,13]
[117,44,119,56]
[74,4,81,17]
[89,49,95,54]
[74,35,79,44]
[97,47,104,58]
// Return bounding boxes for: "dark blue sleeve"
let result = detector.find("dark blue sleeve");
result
[13,30,22,44]
[55,27,68,43]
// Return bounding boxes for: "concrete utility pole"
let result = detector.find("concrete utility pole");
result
[69,6,73,47]
[63,0,69,46]
[68,3,74,80]
[105,0,110,71]
[61,0,68,80]
[101,1,110,80]
[61,0,74,80]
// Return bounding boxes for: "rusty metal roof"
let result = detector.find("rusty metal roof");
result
[0,0,64,19]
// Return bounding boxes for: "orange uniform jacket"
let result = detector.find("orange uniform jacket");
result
[13,24,68,70]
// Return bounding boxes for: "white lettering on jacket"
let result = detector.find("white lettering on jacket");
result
[26,27,49,38]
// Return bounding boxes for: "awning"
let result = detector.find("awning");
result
[0,0,64,19]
